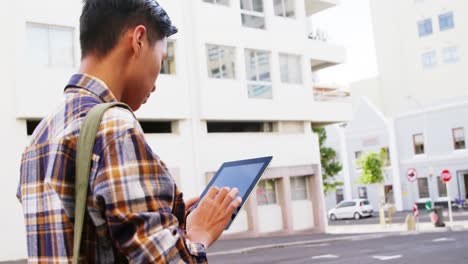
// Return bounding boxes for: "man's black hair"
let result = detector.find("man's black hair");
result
[80,0,178,58]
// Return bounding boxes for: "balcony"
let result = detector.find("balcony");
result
[307,29,345,71]
[313,83,350,102]
[305,0,339,16]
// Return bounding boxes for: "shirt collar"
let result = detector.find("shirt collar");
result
[64,73,118,103]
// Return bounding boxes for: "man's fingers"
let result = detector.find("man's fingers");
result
[221,188,239,208]
[206,186,220,199]
[214,187,231,203]
[185,196,200,208]
[227,197,242,215]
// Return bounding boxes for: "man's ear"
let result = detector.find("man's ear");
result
[131,25,147,57]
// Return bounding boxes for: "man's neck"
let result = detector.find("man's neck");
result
[78,54,125,101]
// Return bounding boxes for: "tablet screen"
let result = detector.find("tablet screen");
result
[208,162,265,199]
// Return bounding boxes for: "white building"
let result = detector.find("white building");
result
[0,0,350,261]
[325,0,468,213]
[370,0,468,116]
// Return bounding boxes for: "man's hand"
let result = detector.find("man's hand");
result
[185,186,242,248]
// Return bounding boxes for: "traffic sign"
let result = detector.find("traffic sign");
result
[425,200,433,213]
[406,168,417,182]
[413,203,419,218]
[441,169,452,183]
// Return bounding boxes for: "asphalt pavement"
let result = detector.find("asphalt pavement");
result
[209,230,468,264]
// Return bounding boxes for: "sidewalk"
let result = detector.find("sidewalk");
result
[327,220,468,234]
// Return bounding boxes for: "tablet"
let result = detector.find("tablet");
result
[195,156,273,229]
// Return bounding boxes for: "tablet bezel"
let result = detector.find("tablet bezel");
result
[197,156,273,229]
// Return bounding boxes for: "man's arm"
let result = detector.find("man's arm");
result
[93,127,206,263]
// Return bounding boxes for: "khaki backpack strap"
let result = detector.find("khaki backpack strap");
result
[73,102,133,264]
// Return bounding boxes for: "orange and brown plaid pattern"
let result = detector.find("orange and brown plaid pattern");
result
[18,74,207,263]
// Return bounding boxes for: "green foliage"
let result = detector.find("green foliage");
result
[313,127,343,194]
[357,152,384,185]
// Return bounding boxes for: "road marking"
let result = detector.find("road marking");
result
[432,237,455,242]
[372,255,402,261]
[311,254,339,259]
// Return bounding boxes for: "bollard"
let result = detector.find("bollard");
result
[405,213,416,231]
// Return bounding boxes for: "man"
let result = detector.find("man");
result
[17,0,241,263]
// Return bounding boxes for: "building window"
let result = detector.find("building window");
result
[421,50,437,69]
[160,40,176,75]
[336,188,344,204]
[453,127,466,150]
[139,121,174,134]
[358,187,368,199]
[256,179,277,205]
[26,23,75,68]
[203,0,230,6]
[207,121,276,133]
[417,178,430,198]
[274,0,295,18]
[206,44,236,79]
[290,176,308,201]
[442,46,459,64]
[413,133,425,155]
[439,11,454,31]
[279,53,302,84]
[437,176,448,197]
[417,18,433,37]
[245,49,272,99]
[240,0,265,29]
[381,147,391,166]
[355,151,364,169]
[26,120,41,136]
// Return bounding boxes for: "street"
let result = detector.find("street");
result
[208,231,468,264]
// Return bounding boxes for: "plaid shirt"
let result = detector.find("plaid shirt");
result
[18,74,207,263]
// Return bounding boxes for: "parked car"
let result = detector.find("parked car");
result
[328,199,374,220]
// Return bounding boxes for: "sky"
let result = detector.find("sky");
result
[309,0,379,86]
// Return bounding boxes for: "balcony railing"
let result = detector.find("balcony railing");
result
[313,84,350,102]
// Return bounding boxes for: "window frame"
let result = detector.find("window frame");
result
[206,44,236,79]
[274,0,296,18]
[417,177,430,199]
[413,133,425,155]
[26,22,76,68]
[240,0,266,29]
[279,53,303,84]
[452,127,466,150]
[439,11,454,31]
[358,186,368,199]
[437,176,448,198]
[442,46,459,64]
[417,18,433,37]
[245,49,273,99]
[160,40,176,75]
[256,178,278,205]
[421,50,437,69]
[203,0,230,6]
[290,176,309,201]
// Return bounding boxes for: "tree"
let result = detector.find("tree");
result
[357,151,387,224]
[313,127,343,194]
[357,152,384,185]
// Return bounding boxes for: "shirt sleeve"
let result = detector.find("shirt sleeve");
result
[92,127,207,263]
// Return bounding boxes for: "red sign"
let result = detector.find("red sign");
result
[441,170,452,183]
[413,203,419,218]
[407,168,417,182]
